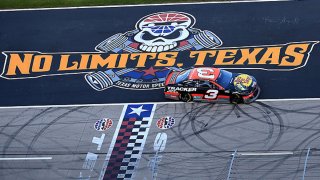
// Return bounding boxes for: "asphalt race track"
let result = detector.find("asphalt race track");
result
[1,0,320,180]
[1,100,320,180]
[0,0,320,106]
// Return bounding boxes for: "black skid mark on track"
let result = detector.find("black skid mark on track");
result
[293,113,320,131]
[233,104,241,118]
[0,109,30,133]
[27,107,89,179]
[154,102,320,180]
[1,108,54,156]
[291,150,309,180]
[252,148,310,179]
[26,106,84,154]
[1,107,89,180]
[199,103,274,150]
[155,103,169,111]
[0,109,33,153]
[180,103,198,131]
[234,102,319,179]
[190,104,221,149]
[189,104,241,151]
[0,108,73,179]
[206,103,231,128]
[235,103,320,131]
[0,131,34,154]
[294,130,320,151]
[173,103,236,152]
[236,104,282,150]
[248,104,281,148]
[270,101,320,131]
[262,103,320,116]
[257,102,320,148]
[152,151,231,179]
[254,103,319,179]
[257,101,285,135]
[176,103,210,152]
[164,103,211,152]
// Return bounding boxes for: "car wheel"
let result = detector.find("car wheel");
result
[180,93,193,102]
[230,94,243,104]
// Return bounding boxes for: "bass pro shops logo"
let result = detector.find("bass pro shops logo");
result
[0,11,318,91]
[85,11,222,90]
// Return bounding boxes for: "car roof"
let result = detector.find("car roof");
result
[188,67,221,81]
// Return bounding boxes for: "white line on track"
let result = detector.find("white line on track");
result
[0,101,184,109]
[0,98,320,109]
[0,0,292,12]
[237,152,294,156]
[0,157,52,161]
[257,98,320,102]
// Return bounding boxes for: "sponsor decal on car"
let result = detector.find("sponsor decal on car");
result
[233,74,253,90]
[167,87,197,92]
[233,74,252,87]
[1,11,318,91]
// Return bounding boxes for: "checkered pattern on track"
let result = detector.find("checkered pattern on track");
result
[100,104,155,180]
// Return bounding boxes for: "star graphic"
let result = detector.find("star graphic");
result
[142,67,158,76]
[129,105,148,116]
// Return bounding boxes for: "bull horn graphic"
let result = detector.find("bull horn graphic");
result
[95,30,141,53]
[95,33,129,53]
[194,30,222,48]
[173,30,222,51]
[85,68,136,91]
[85,67,182,91]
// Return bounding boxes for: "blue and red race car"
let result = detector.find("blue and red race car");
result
[164,67,260,104]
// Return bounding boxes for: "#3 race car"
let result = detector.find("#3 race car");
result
[164,67,261,104]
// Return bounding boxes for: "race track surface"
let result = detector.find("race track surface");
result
[0,0,320,106]
[1,100,320,180]
[1,1,320,179]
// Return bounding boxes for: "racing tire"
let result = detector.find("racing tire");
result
[230,94,243,104]
[180,93,193,102]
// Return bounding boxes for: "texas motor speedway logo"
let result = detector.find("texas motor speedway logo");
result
[85,11,222,90]
[0,11,318,90]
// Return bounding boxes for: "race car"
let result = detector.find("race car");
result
[164,67,260,104]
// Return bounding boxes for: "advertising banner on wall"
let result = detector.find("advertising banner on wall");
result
[0,0,319,106]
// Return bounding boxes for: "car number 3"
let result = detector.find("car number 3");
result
[204,89,219,99]
[197,68,215,79]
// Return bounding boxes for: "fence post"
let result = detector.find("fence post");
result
[227,149,237,180]
[302,148,311,180]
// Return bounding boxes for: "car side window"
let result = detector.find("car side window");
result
[183,80,196,87]
[211,82,218,89]
[197,80,217,89]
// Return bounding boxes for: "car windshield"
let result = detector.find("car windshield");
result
[216,70,233,89]
[175,69,191,83]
